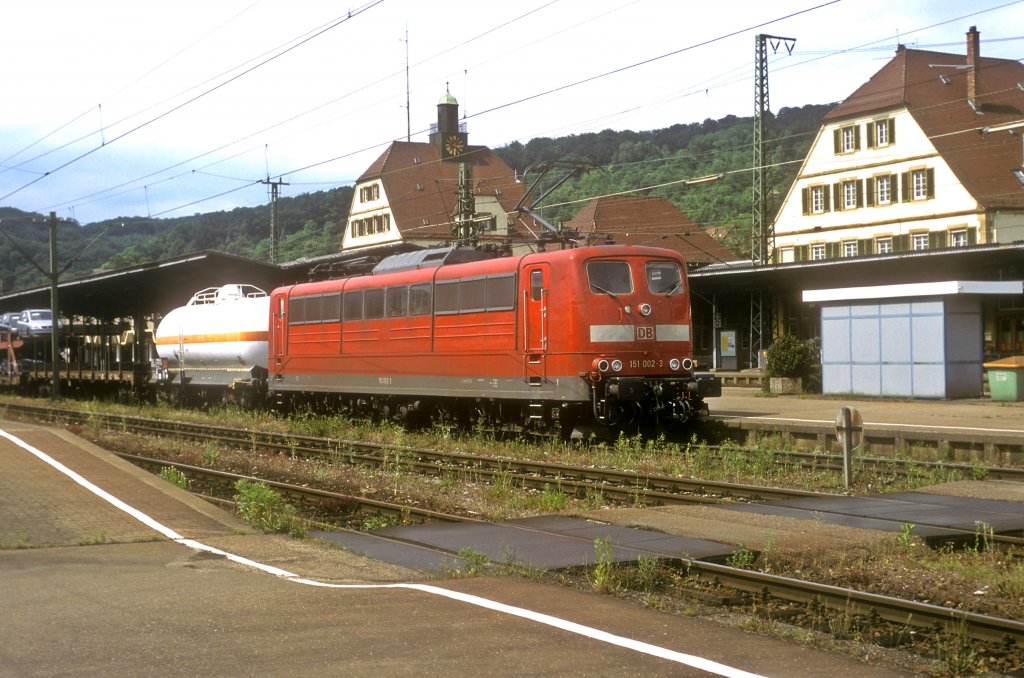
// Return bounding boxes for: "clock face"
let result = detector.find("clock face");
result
[444,134,464,157]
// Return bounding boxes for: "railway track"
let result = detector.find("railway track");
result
[5,401,1024,550]
[114,451,1024,651]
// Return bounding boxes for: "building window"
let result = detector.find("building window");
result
[811,185,826,213]
[867,118,895,147]
[912,170,928,200]
[832,125,861,154]
[876,237,893,254]
[811,244,826,261]
[902,168,935,202]
[912,233,929,250]
[843,180,858,210]
[842,126,858,152]
[875,120,889,145]
[950,229,968,247]
[843,241,857,257]
[876,175,892,205]
[359,184,380,203]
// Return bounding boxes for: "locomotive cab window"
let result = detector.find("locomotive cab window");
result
[530,270,543,301]
[646,262,683,295]
[587,261,633,296]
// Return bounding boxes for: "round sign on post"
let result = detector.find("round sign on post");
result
[835,407,864,449]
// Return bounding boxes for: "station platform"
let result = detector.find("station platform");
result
[711,385,1024,432]
[708,386,1024,464]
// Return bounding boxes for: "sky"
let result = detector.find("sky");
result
[2,0,1023,225]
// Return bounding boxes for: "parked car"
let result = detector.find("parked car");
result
[14,309,60,338]
[0,312,15,334]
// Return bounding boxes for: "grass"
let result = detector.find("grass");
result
[233,479,308,538]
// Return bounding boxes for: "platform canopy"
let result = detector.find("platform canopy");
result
[0,251,293,320]
[803,280,1024,303]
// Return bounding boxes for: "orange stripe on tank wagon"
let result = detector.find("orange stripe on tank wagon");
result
[154,331,268,345]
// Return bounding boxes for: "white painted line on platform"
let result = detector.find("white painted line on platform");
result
[1,427,765,678]
[711,414,1024,434]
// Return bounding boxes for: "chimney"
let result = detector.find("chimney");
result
[966,26,980,104]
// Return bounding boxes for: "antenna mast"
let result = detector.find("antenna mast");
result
[405,27,411,142]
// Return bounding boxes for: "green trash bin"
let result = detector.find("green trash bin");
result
[983,356,1024,401]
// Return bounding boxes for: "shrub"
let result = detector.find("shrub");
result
[765,334,818,379]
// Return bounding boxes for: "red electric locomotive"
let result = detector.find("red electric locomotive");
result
[266,243,719,438]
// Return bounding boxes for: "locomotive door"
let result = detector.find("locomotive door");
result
[523,265,548,383]
[273,295,287,360]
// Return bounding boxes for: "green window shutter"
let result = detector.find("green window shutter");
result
[833,129,841,154]
[795,245,809,261]
[968,226,978,245]
[824,186,831,212]
[826,241,841,259]
[858,238,872,255]
[865,177,875,206]
[866,122,876,148]
[887,118,896,144]
[926,168,935,199]
[901,172,910,202]
[853,125,861,150]
[856,180,864,208]
[801,187,810,215]
[895,234,910,251]
[832,183,841,211]
[929,231,947,249]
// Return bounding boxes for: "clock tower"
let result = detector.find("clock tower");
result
[430,89,468,161]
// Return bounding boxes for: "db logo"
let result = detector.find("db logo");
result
[636,326,655,341]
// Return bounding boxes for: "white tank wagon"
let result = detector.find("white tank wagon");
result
[153,284,270,390]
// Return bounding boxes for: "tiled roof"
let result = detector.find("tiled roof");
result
[563,195,740,265]
[358,141,533,242]
[824,43,1024,210]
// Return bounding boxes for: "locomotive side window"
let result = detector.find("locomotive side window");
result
[435,280,459,315]
[461,278,486,312]
[364,289,384,319]
[487,273,516,310]
[409,283,432,316]
[343,290,363,321]
[323,293,341,322]
[587,261,633,295]
[386,286,408,318]
[289,296,306,324]
[646,262,684,295]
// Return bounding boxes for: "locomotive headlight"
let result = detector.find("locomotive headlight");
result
[681,357,694,371]
[596,359,610,372]
[611,359,623,372]
[669,358,681,371]
[639,303,652,316]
